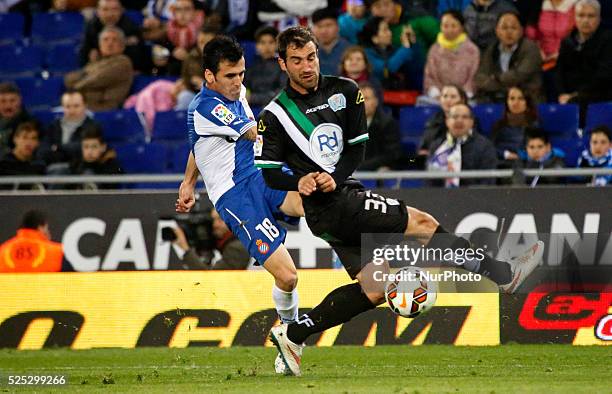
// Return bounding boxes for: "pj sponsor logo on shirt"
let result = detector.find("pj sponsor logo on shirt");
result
[212,104,236,125]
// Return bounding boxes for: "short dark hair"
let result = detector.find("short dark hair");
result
[14,121,40,138]
[277,26,318,61]
[0,81,20,95]
[312,7,339,24]
[525,127,550,144]
[21,210,47,229]
[449,102,474,118]
[497,11,523,27]
[358,16,384,47]
[81,127,105,143]
[202,35,243,75]
[254,25,278,42]
[441,9,465,27]
[590,125,611,140]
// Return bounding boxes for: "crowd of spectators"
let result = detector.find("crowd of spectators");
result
[0,0,610,188]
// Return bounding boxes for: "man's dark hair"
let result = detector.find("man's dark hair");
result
[14,121,40,138]
[0,82,20,95]
[590,125,611,140]
[21,210,47,229]
[202,35,244,75]
[441,9,465,27]
[312,7,339,25]
[81,127,105,143]
[277,26,318,61]
[255,25,279,42]
[525,127,550,144]
[358,16,384,47]
[449,102,474,118]
[496,11,523,27]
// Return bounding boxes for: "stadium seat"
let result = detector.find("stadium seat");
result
[538,103,579,137]
[31,12,84,45]
[0,45,44,77]
[552,136,586,167]
[152,110,188,141]
[94,110,146,144]
[241,40,256,68]
[115,142,168,173]
[124,9,144,26]
[399,106,438,136]
[473,104,503,136]
[166,142,191,173]
[585,102,612,132]
[129,75,178,95]
[15,77,64,111]
[45,43,80,74]
[31,110,63,128]
[0,13,24,44]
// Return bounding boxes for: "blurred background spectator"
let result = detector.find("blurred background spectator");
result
[142,0,177,41]
[178,21,219,105]
[427,103,497,186]
[339,45,383,96]
[123,79,185,132]
[312,7,351,76]
[65,26,134,111]
[522,127,565,186]
[463,0,517,50]
[339,0,367,44]
[0,210,63,273]
[40,90,102,164]
[0,83,35,156]
[576,124,611,186]
[358,81,402,171]
[244,26,286,107]
[418,84,469,155]
[0,121,45,179]
[69,128,122,188]
[556,0,612,125]
[491,86,539,165]
[474,11,543,103]
[79,0,150,73]
[421,9,479,105]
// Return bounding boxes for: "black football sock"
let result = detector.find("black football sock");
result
[286,282,375,344]
[426,226,512,285]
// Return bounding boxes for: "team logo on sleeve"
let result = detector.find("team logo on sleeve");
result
[258,119,266,132]
[212,103,236,125]
[328,93,346,112]
[356,90,365,104]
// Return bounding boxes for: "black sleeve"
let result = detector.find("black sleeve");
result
[262,168,300,191]
[254,110,286,170]
[331,142,366,184]
[343,79,369,145]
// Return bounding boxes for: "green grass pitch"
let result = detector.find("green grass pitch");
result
[0,345,609,393]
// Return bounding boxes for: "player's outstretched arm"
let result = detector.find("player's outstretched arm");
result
[176,151,198,213]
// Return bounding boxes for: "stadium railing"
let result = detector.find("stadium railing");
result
[0,168,610,190]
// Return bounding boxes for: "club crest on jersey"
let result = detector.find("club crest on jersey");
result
[256,239,270,254]
[327,93,346,112]
[310,123,344,167]
[212,103,235,125]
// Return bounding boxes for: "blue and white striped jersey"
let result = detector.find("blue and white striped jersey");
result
[187,84,257,205]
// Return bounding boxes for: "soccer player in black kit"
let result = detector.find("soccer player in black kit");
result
[255,26,544,376]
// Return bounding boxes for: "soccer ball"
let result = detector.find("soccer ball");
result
[384,266,437,318]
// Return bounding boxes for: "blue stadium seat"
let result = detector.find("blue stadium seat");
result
[166,142,191,173]
[538,103,579,137]
[552,136,586,167]
[152,110,188,141]
[94,110,146,144]
[15,77,64,111]
[31,12,84,44]
[241,40,256,68]
[129,75,178,95]
[0,13,24,44]
[399,106,438,136]
[31,110,63,128]
[585,102,612,132]
[0,45,44,77]
[115,142,168,174]
[45,43,80,74]
[124,10,144,26]
[473,104,503,136]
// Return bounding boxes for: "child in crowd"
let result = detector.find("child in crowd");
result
[70,128,122,189]
[522,128,565,186]
[244,26,286,107]
[339,0,368,44]
[576,125,612,186]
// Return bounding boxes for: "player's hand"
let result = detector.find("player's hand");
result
[315,172,336,193]
[243,127,257,141]
[176,181,196,212]
[298,172,319,196]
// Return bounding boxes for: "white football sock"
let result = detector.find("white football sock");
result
[272,285,299,323]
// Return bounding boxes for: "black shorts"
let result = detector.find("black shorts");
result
[304,183,409,279]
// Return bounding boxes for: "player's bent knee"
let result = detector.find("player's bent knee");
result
[276,270,298,291]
